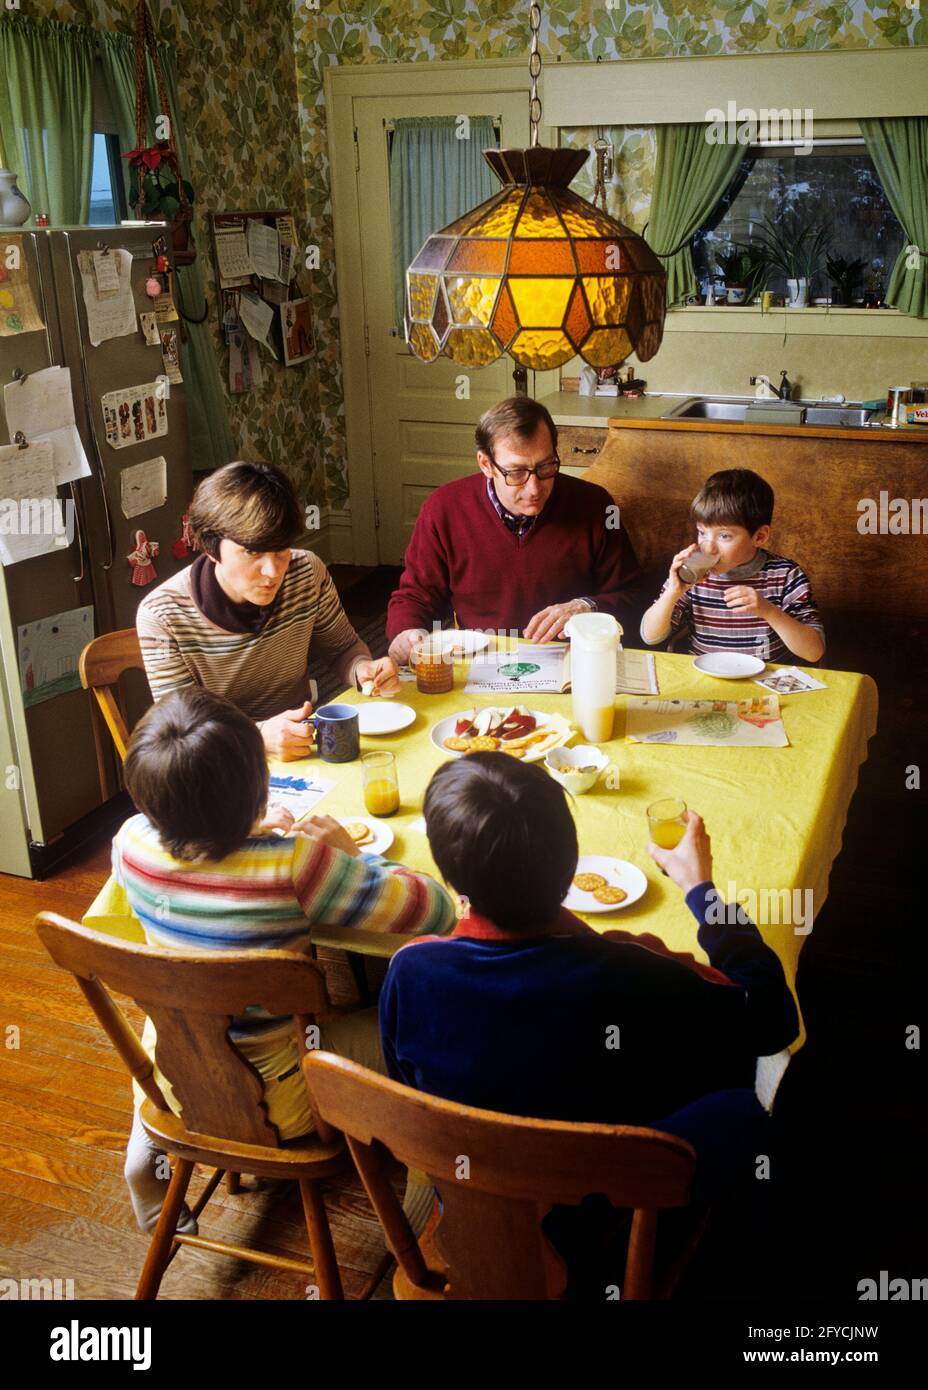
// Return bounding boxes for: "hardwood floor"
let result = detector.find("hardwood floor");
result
[0,842,398,1301]
[0,571,923,1301]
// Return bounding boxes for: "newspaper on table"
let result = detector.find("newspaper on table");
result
[464,643,658,696]
[625,694,789,747]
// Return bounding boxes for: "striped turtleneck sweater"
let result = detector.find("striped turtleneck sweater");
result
[135,549,370,718]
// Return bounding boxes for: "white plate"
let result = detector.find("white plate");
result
[430,708,573,763]
[357,701,416,735]
[435,629,492,657]
[693,652,766,679]
[562,856,647,913]
[337,816,394,856]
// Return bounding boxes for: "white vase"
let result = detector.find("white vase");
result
[0,169,32,226]
[786,277,809,308]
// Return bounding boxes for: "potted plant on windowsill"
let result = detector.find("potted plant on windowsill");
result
[715,244,768,305]
[756,218,829,308]
[825,253,868,307]
[124,142,195,264]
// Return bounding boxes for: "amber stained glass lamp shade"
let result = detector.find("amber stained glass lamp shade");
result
[405,147,666,371]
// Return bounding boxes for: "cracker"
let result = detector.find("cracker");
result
[468,736,500,751]
[593,885,627,905]
[344,821,374,845]
[443,736,473,751]
[573,872,607,891]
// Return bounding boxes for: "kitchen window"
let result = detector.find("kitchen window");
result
[691,141,905,304]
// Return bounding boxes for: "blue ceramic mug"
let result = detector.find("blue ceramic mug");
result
[306,703,360,763]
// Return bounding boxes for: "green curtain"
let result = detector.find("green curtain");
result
[390,115,498,331]
[647,123,746,308]
[0,16,94,225]
[97,29,236,471]
[859,117,928,320]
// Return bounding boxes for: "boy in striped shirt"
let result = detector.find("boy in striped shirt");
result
[640,469,825,664]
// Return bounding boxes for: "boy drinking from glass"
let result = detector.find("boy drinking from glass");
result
[640,468,825,663]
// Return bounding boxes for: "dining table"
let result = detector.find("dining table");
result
[281,649,877,1051]
[83,648,877,1052]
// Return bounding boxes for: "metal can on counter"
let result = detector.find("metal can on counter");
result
[886,386,913,427]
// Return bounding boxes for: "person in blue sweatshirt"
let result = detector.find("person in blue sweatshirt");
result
[379,752,799,1211]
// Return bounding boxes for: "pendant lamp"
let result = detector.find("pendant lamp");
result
[404,5,666,371]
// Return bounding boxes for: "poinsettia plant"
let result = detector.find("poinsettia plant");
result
[123,142,194,220]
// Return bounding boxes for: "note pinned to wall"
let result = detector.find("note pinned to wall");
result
[0,440,67,565]
[120,455,167,519]
[2,366,91,485]
[239,289,278,358]
[214,225,254,287]
[77,249,137,345]
[247,221,281,282]
[18,605,95,708]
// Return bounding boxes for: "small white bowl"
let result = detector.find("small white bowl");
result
[544,744,609,794]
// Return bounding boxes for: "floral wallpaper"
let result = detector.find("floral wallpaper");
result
[15,0,327,507]
[15,2,928,511]
[565,125,657,231]
[292,0,927,508]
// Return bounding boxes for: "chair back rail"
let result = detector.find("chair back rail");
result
[35,913,332,1147]
[304,1051,696,1300]
[79,628,147,766]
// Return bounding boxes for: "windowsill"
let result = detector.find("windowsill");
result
[666,305,926,337]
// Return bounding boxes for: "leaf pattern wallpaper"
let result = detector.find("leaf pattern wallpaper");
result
[14,1,928,512]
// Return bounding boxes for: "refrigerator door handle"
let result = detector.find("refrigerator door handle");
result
[61,232,116,572]
[68,479,86,583]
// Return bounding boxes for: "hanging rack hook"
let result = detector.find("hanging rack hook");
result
[12,367,28,385]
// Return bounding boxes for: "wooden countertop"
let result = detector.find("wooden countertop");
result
[606,415,928,443]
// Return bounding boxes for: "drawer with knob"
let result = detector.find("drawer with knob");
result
[556,425,606,468]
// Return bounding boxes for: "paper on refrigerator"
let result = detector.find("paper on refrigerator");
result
[77,249,137,345]
[2,366,91,484]
[18,604,95,707]
[0,234,45,335]
[0,440,69,565]
[120,455,167,519]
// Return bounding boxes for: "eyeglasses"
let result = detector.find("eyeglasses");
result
[488,453,561,486]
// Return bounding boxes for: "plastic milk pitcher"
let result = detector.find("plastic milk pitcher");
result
[564,612,621,743]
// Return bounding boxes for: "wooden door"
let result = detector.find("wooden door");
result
[345,81,558,564]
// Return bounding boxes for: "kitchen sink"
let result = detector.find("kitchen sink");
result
[661,397,877,428]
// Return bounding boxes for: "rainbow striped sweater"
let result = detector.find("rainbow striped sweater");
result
[112,815,457,1138]
[113,814,457,953]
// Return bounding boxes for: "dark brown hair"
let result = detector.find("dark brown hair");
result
[187,461,303,559]
[475,396,558,459]
[424,753,577,933]
[692,468,774,536]
[124,688,268,862]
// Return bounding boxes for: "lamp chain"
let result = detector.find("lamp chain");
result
[528,3,542,149]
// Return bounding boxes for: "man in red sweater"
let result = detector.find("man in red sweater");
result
[386,397,642,663]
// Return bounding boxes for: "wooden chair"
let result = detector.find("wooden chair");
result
[35,912,348,1300]
[303,1051,705,1301]
[79,629,149,799]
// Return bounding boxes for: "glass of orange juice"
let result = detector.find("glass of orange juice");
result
[362,751,400,817]
[647,798,687,874]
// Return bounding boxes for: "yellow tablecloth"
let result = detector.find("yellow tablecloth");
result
[84,651,877,1051]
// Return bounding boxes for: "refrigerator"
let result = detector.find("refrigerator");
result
[0,225,193,877]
